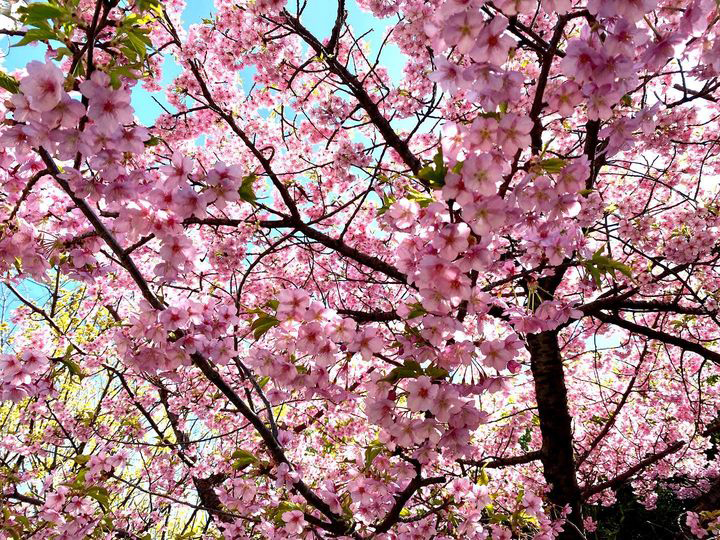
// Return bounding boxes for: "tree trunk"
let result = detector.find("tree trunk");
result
[527,330,584,539]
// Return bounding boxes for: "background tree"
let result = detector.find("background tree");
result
[0,0,719,538]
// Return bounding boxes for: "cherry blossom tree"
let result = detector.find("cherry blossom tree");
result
[1,0,720,538]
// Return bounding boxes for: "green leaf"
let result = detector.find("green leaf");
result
[144,135,161,147]
[59,345,85,379]
[424,365,449,380]
[294,363,309,375]
[100,515,114,532]
[478,466,490,486]
[270,501,303,524]
[125,33,147,57]
[19,2,65,25]
[406,303,427,319]
[404,360,422,372]
[54,47,72,61]
[239,174,257,204]
[596,256,632,279]
[0,71,20,94]
[123,13,152,26]
[583,248,633,285]
[380,359,424,383]
[405,188,435,208]
[537,158,566,174]
[417,148,447,189]
[477,111,501,120]
[137,0,162,13]
[604,202,618,214]
[109,66,141,89]
[12,28,58,47]
[73,454,91,465]
[231,448,260,471]
[251,313,279,340]
[120,27,152,60]
[63,468,88,490]
[380,366,418,383]
[519,427,532,452]
[118,45,139,62]
[86,486,110,509]
[587,265,602,286]
[20,3,64,19]
[60,357,85,379]
[364,440,384,469]
[376,194,396,217]
[231,448,258,467]
[24,19,54,32]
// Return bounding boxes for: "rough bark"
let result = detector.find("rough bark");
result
[527,330,584,539]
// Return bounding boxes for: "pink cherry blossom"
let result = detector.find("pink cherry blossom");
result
[497,113,533,155]
[405,375,439,412]
[282,510,306,535]
[428,56,465,92]
[443,10,485,54]
[19,61,65,112]
[432,222,470,260]
[471,16,515,65]
[1,2,718,538]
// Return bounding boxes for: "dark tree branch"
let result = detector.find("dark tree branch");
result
[372,457,445,534]
[38,147,164,311]
[593,311,720,366]
[459,450,542,469]
[281,10,422,176]
[581,441,685,498]
[336,308,400,322]
[529,16,569,154]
